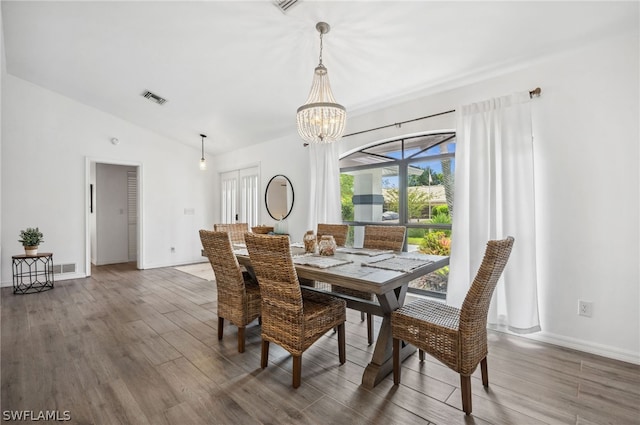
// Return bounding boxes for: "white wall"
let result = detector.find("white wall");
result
[1,74,215,282]
[211,31,640,363]
[212,134,310,242]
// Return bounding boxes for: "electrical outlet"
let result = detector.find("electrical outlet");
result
[578,300,593,317]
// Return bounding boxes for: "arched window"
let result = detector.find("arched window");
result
[340,131,455,297]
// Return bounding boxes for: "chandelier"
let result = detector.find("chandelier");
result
[296,22,346,144]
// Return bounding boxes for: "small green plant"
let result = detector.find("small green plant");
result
[430,213,452,237]
[18,227,44,247]
[431,205,449,216]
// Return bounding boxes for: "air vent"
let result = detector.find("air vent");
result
[273,0,299,13]
[142,90,167,105]
[52,263,76,274]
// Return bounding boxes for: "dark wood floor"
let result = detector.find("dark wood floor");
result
[2,263,639,424]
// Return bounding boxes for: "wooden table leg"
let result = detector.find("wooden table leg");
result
[362,285,414,388]
[362,317,415,388]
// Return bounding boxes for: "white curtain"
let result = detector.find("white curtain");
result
[447,91,541,334]
[307,142,342,229]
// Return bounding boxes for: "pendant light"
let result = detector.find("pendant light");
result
[199,134,207,171]
[296,22,346,144]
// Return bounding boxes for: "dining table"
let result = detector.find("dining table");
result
[233,243,450,389]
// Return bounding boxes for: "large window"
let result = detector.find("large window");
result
[340,132,455,298]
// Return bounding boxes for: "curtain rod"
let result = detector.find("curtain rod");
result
[342,109,455,138]
[340,86,542,139]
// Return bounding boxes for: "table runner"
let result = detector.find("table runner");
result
[335,247,394,256]
[362,255,433,272]
[292,255,353,269]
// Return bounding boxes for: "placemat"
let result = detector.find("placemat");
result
[362,255,433,272]
[335,247,394,256]
[292,255,353,269]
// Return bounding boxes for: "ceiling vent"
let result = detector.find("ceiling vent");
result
[273,0,299,13]
[142,90,167,105]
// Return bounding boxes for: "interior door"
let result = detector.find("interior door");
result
[220,166,260,226]
[220,170,238,224]
[127,170,137,262]
[239,167,259,227]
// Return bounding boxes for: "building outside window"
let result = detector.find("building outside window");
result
[340,132,455,298]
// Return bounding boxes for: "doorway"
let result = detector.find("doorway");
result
[85,158,143,277]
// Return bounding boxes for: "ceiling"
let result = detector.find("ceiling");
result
[2,1,637,155]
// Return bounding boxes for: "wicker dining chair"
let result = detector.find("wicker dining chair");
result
[199,230,261,353]
[363,225,406,252]
[214,223,249,245]
[391,236,515,415]
[244,233,347,388]
[335,225,406,345]
[317,223,349,248]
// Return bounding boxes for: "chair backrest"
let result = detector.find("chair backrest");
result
[199,229,246,294]
[459,236,515,372]
[244,233,304,346]
[214,223,249,244]
[317,223,349,247]
[363,225,406,252]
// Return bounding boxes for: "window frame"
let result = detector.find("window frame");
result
[339,131,455,298]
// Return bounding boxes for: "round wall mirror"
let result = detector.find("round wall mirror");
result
[265,175,294,220]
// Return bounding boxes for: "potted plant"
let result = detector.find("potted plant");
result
[18,227,44,256]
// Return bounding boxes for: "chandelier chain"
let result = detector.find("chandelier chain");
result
[318,32,324,66]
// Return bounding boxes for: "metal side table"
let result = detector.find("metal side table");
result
[12,252,54,294]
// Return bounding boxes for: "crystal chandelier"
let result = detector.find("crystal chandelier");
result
[296,22,346,144]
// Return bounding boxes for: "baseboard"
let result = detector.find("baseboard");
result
[141,258,207,270]
[519,330,640,365]
[405,293,640,365]
[52,272,87,282]
[1,271,87,288]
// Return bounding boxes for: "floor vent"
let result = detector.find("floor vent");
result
[142,90,167,105]
[53,263,76,275]
[273,0,299,13]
